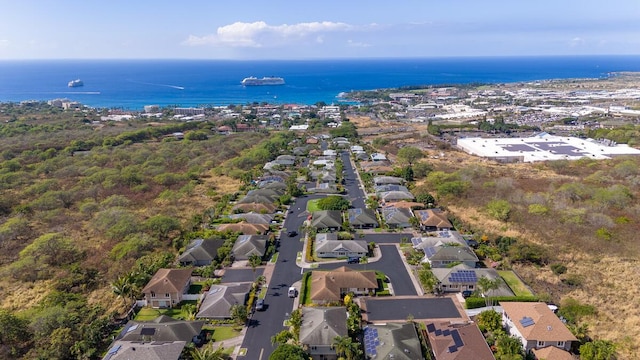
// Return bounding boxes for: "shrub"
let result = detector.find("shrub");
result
[486,199,511,221]
[528,203,549,215]
[550,263,567,275]
[465,296,539,309]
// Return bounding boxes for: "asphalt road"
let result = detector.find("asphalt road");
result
[239,195,316,360]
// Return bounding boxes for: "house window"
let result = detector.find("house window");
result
[151,292,156,298]
[165,293,170,298]
[557,341,565,347]
[537,340,545,347]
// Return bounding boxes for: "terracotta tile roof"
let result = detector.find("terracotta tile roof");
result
[231,202,277,214]
[217,222,269,235]
[426,321,495,360]
[532,346,575,360]
[310,266,378,302]
[414,209,453,228]
[142,268,192,294]
[500,302,577,343]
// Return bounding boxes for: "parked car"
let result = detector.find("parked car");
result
[255,299,265,311]
[288,286,298,298]
[287,230,298,237]
[461,290,473,299]
[347,257,360,264]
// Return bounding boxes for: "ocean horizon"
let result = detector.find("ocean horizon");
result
[1,55,640,110]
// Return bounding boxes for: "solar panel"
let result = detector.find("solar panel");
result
[442,329,450,336]
[424,247,438,258]
[140,328,156,336]
[426,323,436,333]
[448,346,458,353]
[435,329,442,336]
[363,327,380,356]
[451,330,464,347]
[449,270,477,283]
[411,237,422,246]
[520,317,535,327]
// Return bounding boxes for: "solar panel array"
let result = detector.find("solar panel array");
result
[348,208,362,223]
[427,324,465,353]
[438,231,451,238]
[424,247,438,258]
[411,237,422,246]
[520,316,535,327]
[448,270,477,283]
[363,327,380,357]
[417,210,430,221]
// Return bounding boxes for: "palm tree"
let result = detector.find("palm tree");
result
[111,273,135,307]
[333,336,362,360]
[190,345,228,360]
[477,276,503,307]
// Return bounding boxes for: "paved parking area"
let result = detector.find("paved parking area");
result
[363,297,462,322]
[221,268,264,283]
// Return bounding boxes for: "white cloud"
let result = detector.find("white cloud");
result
[347,40,371,48]
[183,21,356,48]
[569,37,585,47]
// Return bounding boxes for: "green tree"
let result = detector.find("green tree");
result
[397,146,424,166]
[190,345,228,360]
[333,335,362,360]
[486,199,511,222]
[248,254,262,277]
[579,340,617,360]
[477,276,503,307]
[230,304,248,325]
[144,215,182,241]
[271,330,294,346]
[476,309,503,333]
[269,343,308,360]
[111,273,136,307]
[317,195,350,211]
[0,309,32,357]
[494,334,524,360]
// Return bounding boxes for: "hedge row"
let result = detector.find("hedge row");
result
[465,296,539,309]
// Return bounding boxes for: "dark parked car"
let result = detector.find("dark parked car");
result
[287,231,298,237]
[461,290,473,299]
[255,299,265,311]
[347,257,360,264]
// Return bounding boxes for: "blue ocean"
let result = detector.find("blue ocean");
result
[0,56,639,110]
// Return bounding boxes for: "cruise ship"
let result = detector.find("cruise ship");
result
[68,79,84,87]
[241,76,285,86]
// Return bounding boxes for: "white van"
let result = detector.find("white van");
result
[288,286,297,298]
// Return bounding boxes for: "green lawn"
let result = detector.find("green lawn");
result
[210,326,242,342]
[307,199,321,213]
[498,270,533,296]
[134,301,197,321]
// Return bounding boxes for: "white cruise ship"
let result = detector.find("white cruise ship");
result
[241,76,285,86]
[68,79,84,87]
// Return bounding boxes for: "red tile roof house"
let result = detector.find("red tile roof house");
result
[142,268,193,308]
[500,302,577,354]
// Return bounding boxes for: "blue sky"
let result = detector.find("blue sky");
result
[1,0,638,59]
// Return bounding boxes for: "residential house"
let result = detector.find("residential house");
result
[431,264,514,296]
[501,302,577,353]
[363,323,423,360]
[178,238,224,266]
[274,155,296,166]
[142,268,192,308]
[115,315,204,342]
[373,176,405,186]
[414,209,454,231]
[310,210,343,232]
[308,182,339,194]
[385,200,426,210]
[425,321,495,360]
[371,153,388,162]
[103,340,186,360]
[217,222,269,235]
[315,233,368,258]
[310,266,378,304]
[347,208,378,229]
[232,202,277,214]
[422,245,479,268]
[375,184,411,194]
[379,190,415,203]
[300,307,347,360]
[231,234,268,260]
[532,346,575,360]
[381,207,413,228]
[196,283,252,319]
[228,213,274,225]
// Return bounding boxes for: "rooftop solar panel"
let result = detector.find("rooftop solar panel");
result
[448,345,458,353]
[520,316,535,327]
[451,330,464,347]
[427,323,436,333]
[140,327,156,336]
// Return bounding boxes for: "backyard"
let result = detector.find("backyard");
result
[498,270,534,297]
[134,301,198,321]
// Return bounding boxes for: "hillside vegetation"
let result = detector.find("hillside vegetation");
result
[0,104,287,358]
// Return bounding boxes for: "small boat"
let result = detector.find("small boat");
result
[68,79,84,87]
